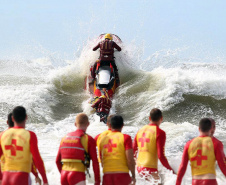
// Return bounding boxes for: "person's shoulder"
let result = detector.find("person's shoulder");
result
[212,136,223,146]
[185,137,196,148]
[86,133,95,141]
[139,124,149,130]
[28,130,37,138]
[123,133,132,142]
[123,133,132,139]
[157,126,166,135]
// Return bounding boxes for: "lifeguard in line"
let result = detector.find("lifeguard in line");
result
[56,113,100,185]
[0,112,42,185]
[176,118,226,185]
[0,106,48,185]
[99,115,136,185]
[133,108,175,185]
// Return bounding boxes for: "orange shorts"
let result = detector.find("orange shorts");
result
[103,173,131,185]
[192,179,218,185]
[61,170,85,185]
[2,172,31,185]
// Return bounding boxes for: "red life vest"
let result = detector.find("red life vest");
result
[99,40,114,61]
[60,130,86,162]
[96,96,112,114]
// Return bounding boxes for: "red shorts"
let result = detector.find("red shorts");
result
[61,170,85,185]
[192,179,218,185]
[103,173,131,185]
[2,171,31,185]
[137,167,160,183]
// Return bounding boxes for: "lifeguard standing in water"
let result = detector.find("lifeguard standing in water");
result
[176,118,226,185]
[99,115,136,185]
[0,106,48,185]
[0,112,42,185]
[133,108,175,184]
[56,113,100,185]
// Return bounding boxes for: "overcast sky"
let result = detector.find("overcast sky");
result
[0,0,225,61]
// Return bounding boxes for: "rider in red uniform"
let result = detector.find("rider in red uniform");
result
[0,106,48,185]
[133,108,175,184]
[91,89,112,123]
[56,113,100,185]
[176,118,226,185]
[92,33,121,85]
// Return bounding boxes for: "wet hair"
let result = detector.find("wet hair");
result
[150,108,162,122]
[110,115,123,129]
[199,118,212,132]
[12,106,27,124]
[76,113,89,125]
[7,113,14,127]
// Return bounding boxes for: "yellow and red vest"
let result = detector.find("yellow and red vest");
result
[0,128,32,172]
[188,136,216,176]
[136,125,158,169]
[60,130,89,172]
[0,131,5,172]
[100,131,129,173]
[96,130,111,162]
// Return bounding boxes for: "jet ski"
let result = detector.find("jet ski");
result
[84,34,122,122]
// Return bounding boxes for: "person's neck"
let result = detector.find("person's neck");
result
[200,132,209,137]
[151,121,160,126]
[111,128,121,132]
[77,126,87,132]
[14,122,25,128]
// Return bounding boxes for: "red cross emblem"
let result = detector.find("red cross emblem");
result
[5,139,23,156]
[104,139,117,152]
[191,149,207,166]
[138,132,150,147]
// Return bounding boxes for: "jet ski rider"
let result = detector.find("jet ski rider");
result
[92,33,121,86]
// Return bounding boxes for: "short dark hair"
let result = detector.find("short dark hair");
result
[7,113,14,127]
[12,106,27,123]
[199,118,212,132]
[150,108,162,122]
[110,115,123,129]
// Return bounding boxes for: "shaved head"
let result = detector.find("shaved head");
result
[76,113,89,126]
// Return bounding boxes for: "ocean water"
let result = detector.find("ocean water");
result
[0,39,226,185]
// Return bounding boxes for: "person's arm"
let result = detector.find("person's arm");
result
[91,99,101,109]
[157,129,175,173]
[213,138,226,176]
[113,42,121,51]
[93,43,100,51]
[0,146,2,181]
[88,136,100,185]
[0,132,3,181]
[132,134,138,159]
[31,162,39,178]
[124,135,136,184]
[94,134,100,143]
[55,144,62,173]
[29,131,48,184]
[176,142,190,185]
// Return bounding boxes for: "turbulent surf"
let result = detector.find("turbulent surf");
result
[0,38,226,184]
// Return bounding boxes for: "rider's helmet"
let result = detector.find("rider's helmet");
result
[105,33,112,40]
